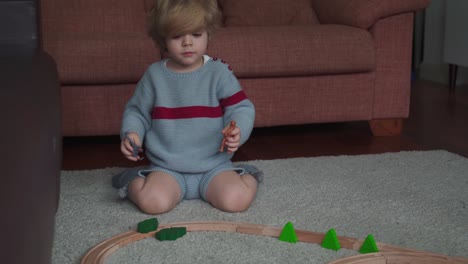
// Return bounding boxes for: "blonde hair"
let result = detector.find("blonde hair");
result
[148,0,221,51]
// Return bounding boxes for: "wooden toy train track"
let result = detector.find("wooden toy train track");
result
[81,221,468,264]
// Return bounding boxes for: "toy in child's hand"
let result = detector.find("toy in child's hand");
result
[126,135,144,160]
[219,120,237,153]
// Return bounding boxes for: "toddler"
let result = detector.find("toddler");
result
[112,0,262,214]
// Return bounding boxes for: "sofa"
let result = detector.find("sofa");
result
[40,0,430,137]
[1,1,61,263]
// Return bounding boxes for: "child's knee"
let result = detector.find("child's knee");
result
[127,171,182,214]
[129,184,178,214]
[135,193,177,214]
[215,186,253,212]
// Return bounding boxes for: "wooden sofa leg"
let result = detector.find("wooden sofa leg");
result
[368,118,403,136]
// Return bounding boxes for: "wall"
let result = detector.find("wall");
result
[419,0,468,85]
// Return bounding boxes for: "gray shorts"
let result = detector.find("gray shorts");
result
[137,161,246,201]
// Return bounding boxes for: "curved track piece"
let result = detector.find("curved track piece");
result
[81,221,468,264]
[329,252,468,264]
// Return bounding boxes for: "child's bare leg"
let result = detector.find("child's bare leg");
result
[128,171,181,215]
[206,171,258,212]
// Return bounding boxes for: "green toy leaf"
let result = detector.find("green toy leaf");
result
[155,227,187,241]
[137,218,159,234]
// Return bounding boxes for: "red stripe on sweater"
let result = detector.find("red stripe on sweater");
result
[152,92,247,119]
[220,91,247,108]
[152,106,223,119]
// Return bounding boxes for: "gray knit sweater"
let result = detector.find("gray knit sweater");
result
[121,57,255,173]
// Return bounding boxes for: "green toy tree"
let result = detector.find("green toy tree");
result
[359,234,379,254]
[278,222,298,243]
[321,228,341,251]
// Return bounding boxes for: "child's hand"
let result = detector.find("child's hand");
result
[221,121,241,153]
[121,132,143,161]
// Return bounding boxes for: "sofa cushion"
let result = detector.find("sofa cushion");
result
[43,32,160,84]
[207,25,374,78]
[219,0,319,26]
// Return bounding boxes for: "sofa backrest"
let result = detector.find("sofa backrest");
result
[218,0,319,26]
[41,0,147,34]
[40,0,158,85]
[143,0,319,27]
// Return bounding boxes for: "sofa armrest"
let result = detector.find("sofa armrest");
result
[311,0,430,29]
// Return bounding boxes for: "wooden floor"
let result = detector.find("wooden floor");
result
[62,80,468,170]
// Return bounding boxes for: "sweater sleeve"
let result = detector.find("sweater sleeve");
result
[218,69,255,146]
[120,70,155,143]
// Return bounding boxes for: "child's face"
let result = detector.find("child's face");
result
[165,30,208,73]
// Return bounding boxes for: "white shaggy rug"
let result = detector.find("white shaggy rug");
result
[53,150,468,263]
